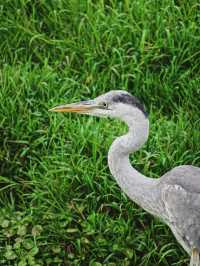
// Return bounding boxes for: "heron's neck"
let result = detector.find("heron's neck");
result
[108,115,160,216]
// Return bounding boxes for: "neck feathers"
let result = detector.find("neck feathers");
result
[108,114,162,216]
[109,112,149,158]
[108,116,149,181]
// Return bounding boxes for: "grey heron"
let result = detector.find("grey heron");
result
[50,90,200,266]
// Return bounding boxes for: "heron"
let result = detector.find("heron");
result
[50,90,200,266]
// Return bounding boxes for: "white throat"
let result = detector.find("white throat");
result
[107,112,161,216]
[108,115,149,177]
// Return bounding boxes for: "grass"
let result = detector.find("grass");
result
[0,0,200,265]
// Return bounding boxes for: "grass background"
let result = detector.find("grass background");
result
[0,0,200,265]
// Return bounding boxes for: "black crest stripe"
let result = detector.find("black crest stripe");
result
[112,94,148,117]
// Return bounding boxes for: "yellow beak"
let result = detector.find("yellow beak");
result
[49,101,98,113]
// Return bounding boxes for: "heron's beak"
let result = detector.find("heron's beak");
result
[49,100,98,113]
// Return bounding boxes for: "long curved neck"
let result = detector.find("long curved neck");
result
[108,115,161,216]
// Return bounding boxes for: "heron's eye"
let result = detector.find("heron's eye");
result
[102,102,108,108]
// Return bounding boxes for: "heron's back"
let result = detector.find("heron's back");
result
[161,165,200,193]
[159,165,200,254]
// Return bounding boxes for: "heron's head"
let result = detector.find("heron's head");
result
[49,90,148,123]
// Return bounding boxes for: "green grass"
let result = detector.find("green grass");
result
[0,0,200,265]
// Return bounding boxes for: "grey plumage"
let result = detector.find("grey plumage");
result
[112,92,148,117]
[160,165,200,254]
[50,90,200,266]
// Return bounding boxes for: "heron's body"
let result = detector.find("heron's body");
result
[160,165,200,254]
[50,90,200,265]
